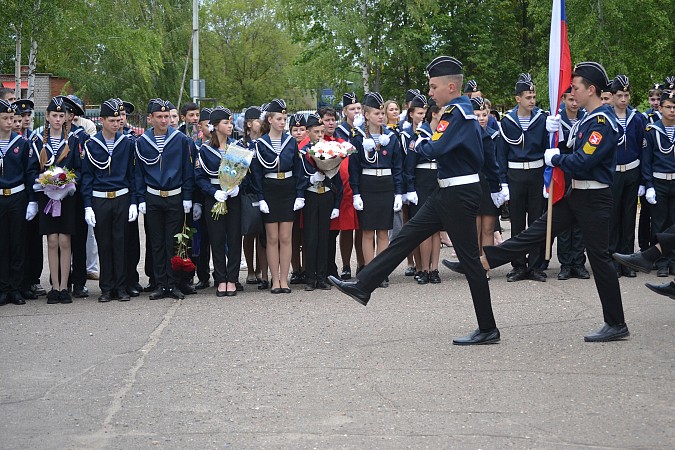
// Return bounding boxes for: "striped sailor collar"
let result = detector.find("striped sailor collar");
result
[88,131,127,152]
[141,125,180,151]
[258,132,293,153]
[505,105,544,127]
[0,132,23,155]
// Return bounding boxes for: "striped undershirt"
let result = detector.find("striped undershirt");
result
[0,139,9,154]
[49,136,61,149]
[105,139,115,155]
[371,134,381,145]
[155,134,166,151]
[617,117,627,130]
[666,126,675,143]
[270,138,281,152]
[518,116,530,131]
[569,118,578,125]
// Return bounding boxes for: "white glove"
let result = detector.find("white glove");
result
[183,200,192,213]
[310,172,325,184]
[546,114,561,133]
[500,183,510,202]
[379,133,390,147]
[26,201,38,221]
[363,138,376,151]
[225,185,239,198]
[353,194,364,211]
[646,187,657,204]
[543,185,549,199]
[293,197,305,211]
[638,185,646,197]
[406,191,419,205]
[193,203,202,221]
[393,194,402,212]
[259,199,270,214]
[544,148,560,167]
[138,202,147,214]
[330,208,340,219]
[84,207,96,227]
[353,113,364,128]
[128,204,138,222]
[491,192,505,208]
[214,190,227,202]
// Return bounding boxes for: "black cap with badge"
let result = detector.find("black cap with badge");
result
[199,107,213,122]
[290,113,306,128]
[147,98,172,114]
[405,89,421,103]
[47,95,69,113]
[0,98,12,113]
[244,106,263,120]
[209,106,233,124]
[515,73,535,95]
[470,96,487,111]
[12,99,34,115]
[464,79,479,94]
[306,112,322,128]
[425,56,463,78]
[409,94,428,109]
[266,99,287,114]
[661,90,675,104]
[362,92,385,109]
[343,92,358,106]
[665,76,675,91]
[610,74,630,93]
[572,61,611,95]
[100,99,123,117]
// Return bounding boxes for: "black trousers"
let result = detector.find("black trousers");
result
[145,193,184,288]
[303,190,333,282]
[507,166,546,269]
[483,188,625,326]
[21,213,43,290]
[556,224,586,268]
[0,191,27,293]
[654,223,675,254]
[637,197,652,251]
[204,195,242,284]
[70,192,88,288]
[650,179,675,269]
[195,217,211,282]
[327,230,340,278]
[609,168,640,255]
[143,218,155,286]
[125,219,141,287]
[356,183,497,332]
[92,194,129,292]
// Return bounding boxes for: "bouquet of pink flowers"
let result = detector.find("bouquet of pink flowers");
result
[307,140,355,178]
[35,166,77,217]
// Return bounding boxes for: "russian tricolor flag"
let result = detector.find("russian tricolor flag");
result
[545,0,571,204]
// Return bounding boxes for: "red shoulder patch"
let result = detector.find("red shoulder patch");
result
[436,120,449,132]
[589,131,603,145]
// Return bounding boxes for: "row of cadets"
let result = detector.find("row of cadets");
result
[348,92,404,288]
[608,75,646,278]
[81,99,137,302]
[319,104,362,281]
[554,86,590,280]
[238,106,271,290]
[195,107,242,297]
[32,95,83,304]
[289,113,307,284]
[482,61,629,342]
[250,98,306,294]
[298,113,344,290]
[331,56,501,345]
[334,92,365,143]
[135,98,194,300]
[496,73,549,283]
[641,89,675,276]
[463,79,500,131]
[0,98,38,306]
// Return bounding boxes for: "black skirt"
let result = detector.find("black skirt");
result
[410,168,438,217]
[357,174,394,230]
[38,191,77,235]
[262,176,296,223]
[477,175,499,216]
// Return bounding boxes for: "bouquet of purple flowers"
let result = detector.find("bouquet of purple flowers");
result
[35,166,77,217]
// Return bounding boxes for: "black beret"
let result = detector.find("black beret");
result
[611,74,630,93]
[470,96,487,111]
[100,98,123,117]
[306,112,322,128]
[650,82,664,91]
[147,98,172,114]
[166,101,176,110]
[199,107,213,122]
[209,106,232,124]
[0,98,12,114]
[244,106,263,120]
[290,113,306,128]
[266,99,287,114]
[665,76,675,91]
[515,73,535,95]
[572,61,610,94]
[11,99,34,114]
[563,85,572,94]
[58,96,84,116]
[409,94,428,109]
[425,56,463,77]
[464,80,479,93]
[343,92,358,106]
[362,92,385,109]
[122,101,135,114]
[405,89,421,103]
[661,90,675,104]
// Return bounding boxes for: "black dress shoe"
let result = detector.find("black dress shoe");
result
[98,292,112,302]
[127,286,140,297]
[557,266,573,280]
[225,289,237,297]
[194,280,210,290]
[529,269,547,282]
[506,267,528,282]
[178,284,197,295]
[417,271,429,284]
[281,287,291,294]
[235,281,244,291]
[429,269,441,284]
[378,277,389,288]
[645,281,675,299]
[621,266,636,278]
[20,289,38,300]
[9,291,25,305]
[72,285,89,298]
[340,267,352,280]
[47,290,60,304]
[216,288,227,297]
[442,259,465,274]
[612,252,654,274]
[327,276,371,306]
[149,288,166,300]
[669,267,675,276]
[290,272,305,284]
[584,323,630,342]
[657,267,669,277]
[316,279,332,290]
[271,287,283,294]
[304,282,315,291]
[31,284,47,296]
[132,283,144,292]
[0,292,7,306]
[572,265,591,279]
[143,284,158,293]
[258,280,269,290]
[245,276,260,285]
[404,266,416,276]
[59,289,73,304]
[355,266,364,276]
[452,328,500,345]
[165,287,185,300]
[117,289,131,301]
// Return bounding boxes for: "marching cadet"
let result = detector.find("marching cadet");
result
[81,99,137,302]
[496,73,549,282]
[641,89,675,276]
[643,82,664,124]
[33,96,83,304]
[483,61,629,342]
[608,75,645,277]
[135,98,194,300]
[289,112,307,284]
[194,107,242,297]
[348,92,404,287]
[193,107,214,291]
[12,99,34,139]
[299,113,343,291]
[0,98,39,306]
[555,87,590,280]
[335,92,364,143]
[331,56,501,345]
[250,98,306,294]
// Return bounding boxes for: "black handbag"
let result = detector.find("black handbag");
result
[240,191,263,236]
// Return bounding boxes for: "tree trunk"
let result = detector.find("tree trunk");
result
[14,25,22,99]
[27,0,41,101]
[359,2,369,93]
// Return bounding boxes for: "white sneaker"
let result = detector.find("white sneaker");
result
[240,260,248,271]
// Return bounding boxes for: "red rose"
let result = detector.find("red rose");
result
[171,256,184,272]
[182,258,196,272]
[58,173,67,181]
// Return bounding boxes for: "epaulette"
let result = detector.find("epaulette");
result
[646,125,652,131]
[597,116,605,124]
[444,105,456,115]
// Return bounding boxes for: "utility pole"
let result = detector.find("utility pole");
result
[192,0,199,103]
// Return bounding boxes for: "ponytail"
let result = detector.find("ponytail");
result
[39,121,49,170]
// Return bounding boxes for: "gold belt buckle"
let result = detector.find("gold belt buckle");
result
[107,191,116,199]
[317,186,325,194]
[160,190,169,198]
[3,188,11,196]
[277,172,285,180]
